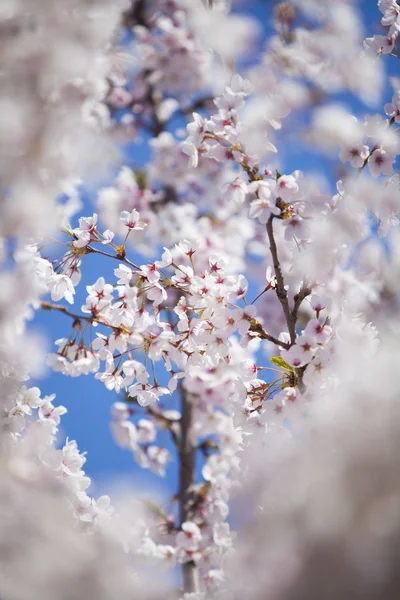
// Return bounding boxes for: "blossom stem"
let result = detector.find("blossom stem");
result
[251,287,268,305]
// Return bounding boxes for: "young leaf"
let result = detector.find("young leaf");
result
[270,356,294,371]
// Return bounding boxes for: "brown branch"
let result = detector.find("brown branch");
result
[86,245,140,270]
[295,364,307,394]
[122,0,147,28]
[40,301,94,323]
[144,403,180,448]
[39,301,123,333]
[181,95,214,116]
[179,388,200,594]
[291,287,312,393]
[249,319,290,350]
[266,215,296,344]
[291,286,312,325]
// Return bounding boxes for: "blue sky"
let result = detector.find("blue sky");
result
[30,1,398,502]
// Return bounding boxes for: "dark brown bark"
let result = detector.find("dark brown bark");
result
[266,215,296,344]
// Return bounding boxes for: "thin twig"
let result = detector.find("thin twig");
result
[40,301,123,333]
[147,404,180,448]
[181,95,214,116]
[86,245,141,270]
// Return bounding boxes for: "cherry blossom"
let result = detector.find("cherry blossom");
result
[276,174,300,201]
[368,148,396,178]
[176,522,202,552]
[72,214,98,248]
[339,143,370,169]
[364,34,395,55]
[120,209,147,230]
[384,92,400,122]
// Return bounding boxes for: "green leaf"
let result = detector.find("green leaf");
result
[270,356,293,371]
[144,499,169,522]
[135,170,147,190]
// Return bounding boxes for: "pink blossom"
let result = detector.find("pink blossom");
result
[368,148,395,178]
[120,209,147,230]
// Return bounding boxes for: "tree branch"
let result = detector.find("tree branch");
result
[181,95,214,116]
[249,319,290,350]
[121,0,147,28]
[266,215,296,344]
[291,286,312,326]
[39,301,123,333]
[179,388,200,594]
[86,245,140,270]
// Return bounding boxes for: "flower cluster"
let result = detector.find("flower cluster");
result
[365,0,400,56]
[2,382,112,525]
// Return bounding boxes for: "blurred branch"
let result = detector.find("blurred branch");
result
[122,0,147,29]
[179,388,200,594]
